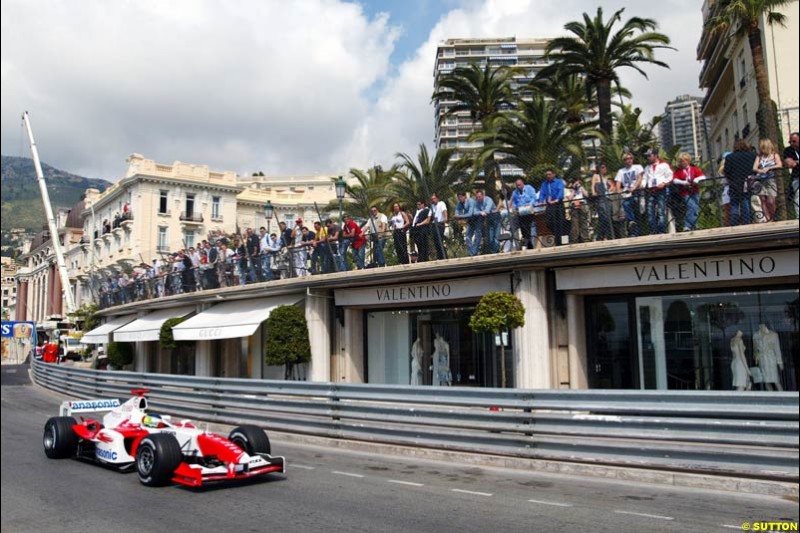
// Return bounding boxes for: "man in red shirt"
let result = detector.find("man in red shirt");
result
[342,215,366,270]
[42,342,59,364]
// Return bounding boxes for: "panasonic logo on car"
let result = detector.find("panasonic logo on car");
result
[96,448,118,461]
[68,399,121,412]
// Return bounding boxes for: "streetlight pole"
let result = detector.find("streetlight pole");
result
[335,176,346,221]
[264,200,274,234]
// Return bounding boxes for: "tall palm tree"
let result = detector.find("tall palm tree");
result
[390,144,471,210]
[529,73,631,125]
[474,96,600,185]
[707,0,794,218]
[542,7,672,136]
[432,63,516,198]
[327,165,397,218]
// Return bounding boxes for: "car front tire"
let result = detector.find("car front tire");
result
[43,416,78,459]
[229,425,271,455]
[136,434,182,487]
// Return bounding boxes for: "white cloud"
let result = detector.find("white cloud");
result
[1,0,703,180]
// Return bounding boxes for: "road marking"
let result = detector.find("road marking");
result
[721,526,743,530]
[451,489,492,497]
[387,479,424,487]
[291,464,315,470]
[614,510,674,521]
[6,369,17,374]
[528,499,573,508]
[332,471,364,478]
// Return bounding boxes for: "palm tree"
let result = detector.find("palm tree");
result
[390,144,471,210]
[432,63,516,198]
[706,0,794,218]
[327,165,397,218]
[474,96,600,185]
[542,7,672,136]
[529,73,631,125]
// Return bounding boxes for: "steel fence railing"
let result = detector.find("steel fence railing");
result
[30,359,799,480]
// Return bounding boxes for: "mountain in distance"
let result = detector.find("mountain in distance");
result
[1,155,112,235]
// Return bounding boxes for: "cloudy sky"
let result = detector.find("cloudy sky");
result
[1,0,704,181]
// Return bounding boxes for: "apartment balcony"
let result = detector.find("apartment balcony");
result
[179,212,204,224]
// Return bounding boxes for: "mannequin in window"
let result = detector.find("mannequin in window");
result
[730,330,751,391]
[753,324,784,391]
[410,338,424,386]
[431,333,452,386]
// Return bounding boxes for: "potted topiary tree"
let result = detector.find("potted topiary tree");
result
[469,291,525,388]
[159,316,188,351]
[106,341,134,370]
[264,305,311,380]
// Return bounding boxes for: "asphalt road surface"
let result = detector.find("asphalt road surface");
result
[2,363,797,533]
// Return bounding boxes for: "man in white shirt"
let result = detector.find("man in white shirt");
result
[614,151,645,236]
[430,193,448,260]
[362,206,388,267]
[258,226,273,281]
[642,148,674,234]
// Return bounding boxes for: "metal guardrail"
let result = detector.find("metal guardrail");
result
[31,360,799,481]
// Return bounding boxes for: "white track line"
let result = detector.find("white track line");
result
[614,510,674,521]
[528,499,573,508]
[291,464,315,470]
[451,489,493,497]
[332,471,365,478]
[387,480,424,487]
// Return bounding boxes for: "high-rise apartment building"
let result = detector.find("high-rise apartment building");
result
[659,95,710,161]
[697,0,799,163]
[433,37,551,175]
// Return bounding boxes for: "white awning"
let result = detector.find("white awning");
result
[81,315,136,344]
[113,306,195,343]
[172,295,302,341]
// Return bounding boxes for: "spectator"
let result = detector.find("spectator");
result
[362,206,388,267]
[279,222,293,252]
[473,189,499,254]
[325,219,346,272]
[783,132,799,218]
[300,226,316,274]
[539,168,567,245]
[642,148,673,235]
[311,221,330,274]
[509,178,538,250]
[725,140,756,226]
[342,214,367,269]
[232,236,248,285]
[615,152,645,236]
[454,192,478,256]
[591,164,616,241]
[292,218,307,277]
[753,138,782,223]
[244,228,260,282]
[411,200,432,262]
[567,178,590,243]
[390,203,411,264]
[258,226,273,281]
[672,153,706,231]
[430,194,448,260]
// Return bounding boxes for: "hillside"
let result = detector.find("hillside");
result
[1,155,112,236]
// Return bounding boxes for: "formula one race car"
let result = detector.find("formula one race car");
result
[42,389,285,487]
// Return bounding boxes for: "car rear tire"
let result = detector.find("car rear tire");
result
[229,425,271,455]
[136,434,182,487]
[43,416,79,459]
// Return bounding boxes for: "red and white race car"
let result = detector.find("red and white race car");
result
[42,389,285,487]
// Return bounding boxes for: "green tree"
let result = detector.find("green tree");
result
[432,63,516,199]
[474,96,600,186]
[159,316,188,351]
[706,0,794,219]
[391,144,471,210]
[68,303,99,333]
[326,165,397,218]
[264,305,311,380]
[543,7,672,136]
[106,341,134,369]
[469,292,525,388]
[600,105,663,171]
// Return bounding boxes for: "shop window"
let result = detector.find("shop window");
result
[587,288,798,391]
[366,307,512,388]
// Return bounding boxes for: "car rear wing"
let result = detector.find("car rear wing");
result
[59,398,121,417]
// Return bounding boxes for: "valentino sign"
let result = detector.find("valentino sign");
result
[556,250,798,291]
[334,274,510,306]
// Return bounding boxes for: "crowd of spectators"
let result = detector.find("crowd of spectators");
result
[96,138,799,308]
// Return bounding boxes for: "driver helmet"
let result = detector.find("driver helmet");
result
[141,413,165,428]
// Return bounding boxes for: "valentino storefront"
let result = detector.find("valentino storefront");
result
[557,249,799,392]
[334,274,519,388]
